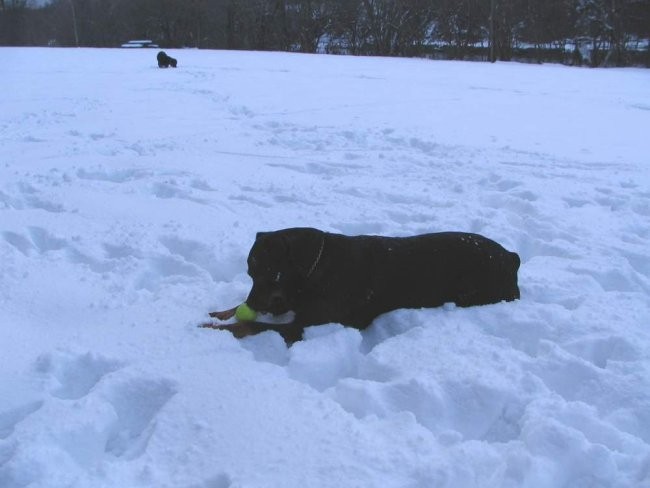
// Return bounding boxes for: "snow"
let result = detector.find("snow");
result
[1,47,649,487]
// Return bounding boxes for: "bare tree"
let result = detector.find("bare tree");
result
[359,0,433,56]
[435,0,488,60]
[68,0,78,46]
[286,0,335,52]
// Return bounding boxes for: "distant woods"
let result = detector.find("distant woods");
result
[2,0,649,67]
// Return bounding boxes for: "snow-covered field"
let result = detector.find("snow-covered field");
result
[1,47,649,487]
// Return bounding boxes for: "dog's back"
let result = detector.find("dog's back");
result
[358,232,520,314]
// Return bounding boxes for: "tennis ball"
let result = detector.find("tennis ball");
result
[235,302,258,322]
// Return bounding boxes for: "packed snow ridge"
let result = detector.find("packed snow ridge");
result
[1,47,649,487]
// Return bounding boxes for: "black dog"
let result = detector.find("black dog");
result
[204,228,520,344]
[157,51,177,68]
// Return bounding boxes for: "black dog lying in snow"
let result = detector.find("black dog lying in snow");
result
[203,228,520,344]
[157,51,177,68]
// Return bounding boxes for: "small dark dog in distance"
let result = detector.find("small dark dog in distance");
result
[157,51,177,68]
[203,228,521,345]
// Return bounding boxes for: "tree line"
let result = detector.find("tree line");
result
[2,0,649,67]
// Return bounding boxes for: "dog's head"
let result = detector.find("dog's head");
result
[245,228,324,315]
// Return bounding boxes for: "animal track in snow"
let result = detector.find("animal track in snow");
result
[229,193,273,208]
[2,227,67,257]
[103,377,177,459]
[152,181,206,204]
[0,185,65,213]
[3,350,177,477]
[2,231,33,256]
[35,351,122,400]
[266,161,349,177]
[76,167,153,184]
[135,255,202,291]
[1,227,126,275]
[28,226,67,253]
[159,235,244,285]
[0,401,43,440]
[564,197,591,208]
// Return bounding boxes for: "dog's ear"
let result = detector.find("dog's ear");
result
[282,228,324,278]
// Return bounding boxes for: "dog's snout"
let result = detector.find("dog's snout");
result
[246,286,289,315]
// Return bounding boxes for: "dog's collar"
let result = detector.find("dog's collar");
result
[306,235,325,278]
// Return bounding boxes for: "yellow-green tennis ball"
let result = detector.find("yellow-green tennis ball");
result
[235,303,257,322]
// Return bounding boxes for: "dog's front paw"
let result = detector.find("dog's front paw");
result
[198,322,253,339]
[209,308,237,321]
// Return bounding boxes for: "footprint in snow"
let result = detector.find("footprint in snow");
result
[0,400,44,440]
[103,377,177,459]
[19,352,176,466]
[35,351,123,400]
[0,184,66,213]
[76,167,153,183]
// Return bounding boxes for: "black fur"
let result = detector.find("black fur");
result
[157,51,177,68]
[212,228,520,345]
